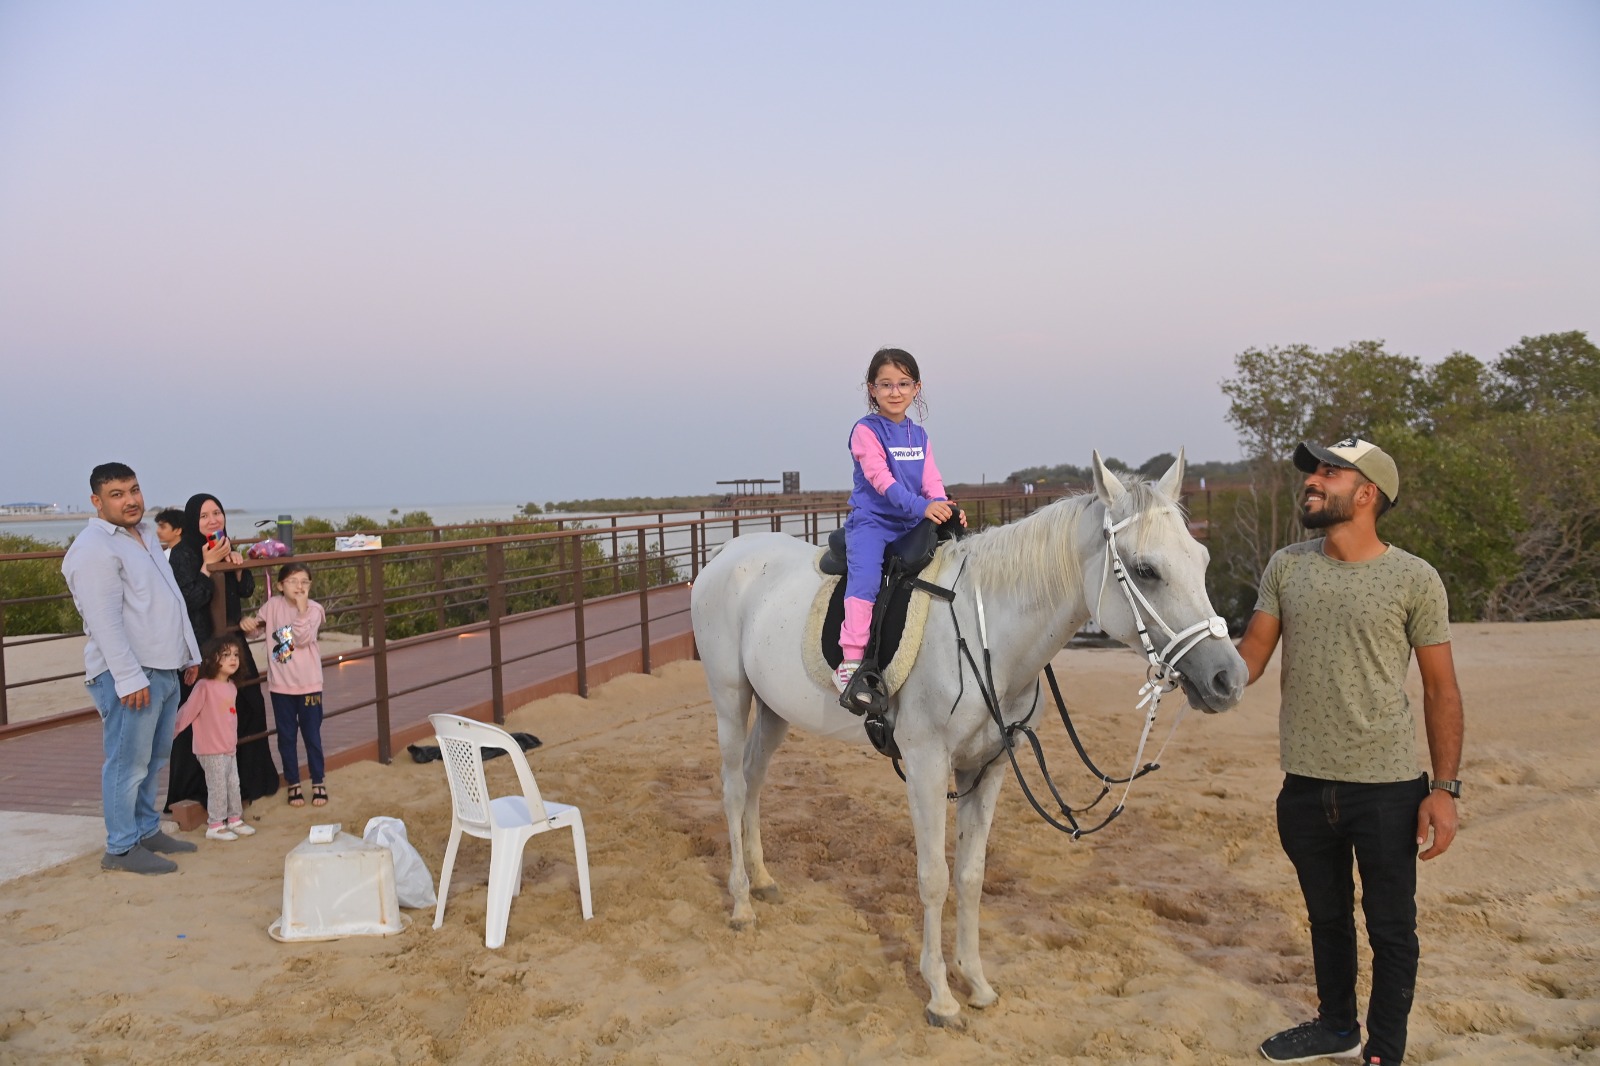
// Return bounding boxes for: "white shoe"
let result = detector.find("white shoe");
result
[227,821,256,837]
[205,825,239,841]
[834,660,860,693]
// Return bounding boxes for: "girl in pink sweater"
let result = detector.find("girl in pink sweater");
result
[242,563,328,808]
[174,638,257,841]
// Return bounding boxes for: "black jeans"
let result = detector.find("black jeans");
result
[1276,772,1429,1064]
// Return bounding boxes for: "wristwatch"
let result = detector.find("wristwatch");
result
[1430,778,1462,798]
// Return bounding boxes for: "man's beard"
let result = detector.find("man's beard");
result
[1299,488,1354,530]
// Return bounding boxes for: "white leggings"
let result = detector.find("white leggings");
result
[197,753,242,825]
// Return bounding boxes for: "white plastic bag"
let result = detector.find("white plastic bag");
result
[362,816,437,909]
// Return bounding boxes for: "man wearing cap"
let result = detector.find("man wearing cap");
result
[1237,437,1464,1066]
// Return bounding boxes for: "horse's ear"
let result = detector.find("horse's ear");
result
[1156,447,1186,500]
[1092,450,1127,507]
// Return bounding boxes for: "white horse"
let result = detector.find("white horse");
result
[689,451,1247,1027]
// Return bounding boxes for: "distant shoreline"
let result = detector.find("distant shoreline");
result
[0,513,90,524]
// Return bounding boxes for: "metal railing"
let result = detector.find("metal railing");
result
[0,491,1066,754]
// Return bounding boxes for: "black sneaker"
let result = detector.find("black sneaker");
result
[1259,1019,1361,1062]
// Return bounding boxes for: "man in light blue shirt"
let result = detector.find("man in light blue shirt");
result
[61,463,202,874]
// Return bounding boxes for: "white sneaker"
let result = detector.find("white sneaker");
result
[227,820,256,837]
[834,660,860,693]
[205,825,239,841]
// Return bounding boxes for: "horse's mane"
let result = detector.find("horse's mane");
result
[955,482,1184,607]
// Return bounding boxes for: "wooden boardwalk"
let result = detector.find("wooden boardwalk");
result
[0,585,694,818]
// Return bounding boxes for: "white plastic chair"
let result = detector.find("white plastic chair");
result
[428,713,593,948]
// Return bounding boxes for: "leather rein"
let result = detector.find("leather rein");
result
[917,505,1230,838]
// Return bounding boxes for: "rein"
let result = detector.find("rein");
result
[921,504,1230,837]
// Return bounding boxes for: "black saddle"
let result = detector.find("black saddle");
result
[819,510,966,578]
[819,511,966,745]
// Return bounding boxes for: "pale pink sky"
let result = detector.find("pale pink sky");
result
[2,3,1596,508]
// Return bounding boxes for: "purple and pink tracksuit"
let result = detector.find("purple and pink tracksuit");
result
[840,413,948,661]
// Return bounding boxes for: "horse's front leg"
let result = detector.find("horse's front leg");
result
[953,764,1005,1009]
[903,748,963,1028]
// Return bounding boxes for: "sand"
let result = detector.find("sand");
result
[1,620,1596,1064]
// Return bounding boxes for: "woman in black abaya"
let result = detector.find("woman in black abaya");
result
[165,493,280,809]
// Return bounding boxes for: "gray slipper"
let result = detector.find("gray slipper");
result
[102,845,177,875]
[141,829,198,854]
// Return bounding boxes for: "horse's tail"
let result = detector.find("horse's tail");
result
[704,542,729,566]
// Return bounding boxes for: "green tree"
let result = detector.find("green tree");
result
[0,534,78,636]
[1308,341,1424,442]
[1417,352,1493,434]
[1137,453,1177,479]
[1480,401,1600,620]
[1220,343,1321,562]
[1490,331,1600,414]
[1380,426,1522,621]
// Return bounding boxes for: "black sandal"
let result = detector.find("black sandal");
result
[311,784,328,807]
[287,785,305,808]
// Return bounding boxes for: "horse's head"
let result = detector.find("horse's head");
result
[1090,449,1247,714]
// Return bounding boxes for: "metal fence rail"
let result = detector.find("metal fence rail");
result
[0,492,1063,755]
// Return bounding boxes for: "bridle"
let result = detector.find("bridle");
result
[1095,507,1231,692]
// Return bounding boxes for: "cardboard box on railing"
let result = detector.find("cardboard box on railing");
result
[334,535,383,551]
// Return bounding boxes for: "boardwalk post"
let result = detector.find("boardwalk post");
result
[487,540,507,724]
[636,529,651,674]
[431,528,447,631]
[0,599,8,726]
[356,562,371,648]
[689,522,700,582]
[370,553,392,764]
[611,517,620,594]
[571,531,588,698]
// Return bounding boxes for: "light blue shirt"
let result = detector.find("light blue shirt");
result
[61,517,201,698]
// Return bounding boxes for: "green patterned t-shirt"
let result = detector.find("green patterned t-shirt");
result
[1255,539,1451,783]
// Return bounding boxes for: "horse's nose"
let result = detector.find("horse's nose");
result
[1213,666,1246,706]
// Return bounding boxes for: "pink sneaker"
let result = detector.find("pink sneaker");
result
[834,660,860,693]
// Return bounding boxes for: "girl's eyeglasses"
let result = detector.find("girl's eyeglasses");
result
[872,380,917,393]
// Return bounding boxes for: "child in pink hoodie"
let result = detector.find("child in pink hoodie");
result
[174,638,257,841]
[242,563,328,808]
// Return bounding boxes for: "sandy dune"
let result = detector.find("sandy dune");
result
[1,620,1595,1064]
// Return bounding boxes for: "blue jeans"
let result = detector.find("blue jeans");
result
[1276,772,1429,1064]
[87,668,181,854]
[271,691,325,785]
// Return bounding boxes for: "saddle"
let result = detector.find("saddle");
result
[819,511,966,754]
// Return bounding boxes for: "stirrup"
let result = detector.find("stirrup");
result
[862,713,901,760]
[839,664,888,716]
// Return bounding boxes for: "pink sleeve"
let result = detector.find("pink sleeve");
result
[174,684,204,736]
[922,440,947,500]
[850,424,899,497]
[290,601,324,647]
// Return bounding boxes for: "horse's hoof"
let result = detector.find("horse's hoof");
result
[729,915,755,932]
[750,883,782,903]
[968,988,999,1010]
[924,1008,966,1030]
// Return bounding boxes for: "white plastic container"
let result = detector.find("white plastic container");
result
[268,830,410,942]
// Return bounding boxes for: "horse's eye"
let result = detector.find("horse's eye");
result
[1134,563,1160,581]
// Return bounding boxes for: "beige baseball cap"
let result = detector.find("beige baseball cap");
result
[1293,437,1400,505]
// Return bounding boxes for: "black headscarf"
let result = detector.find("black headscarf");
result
[179,493,225,554]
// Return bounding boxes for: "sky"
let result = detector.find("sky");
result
[2,2,1596,511]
